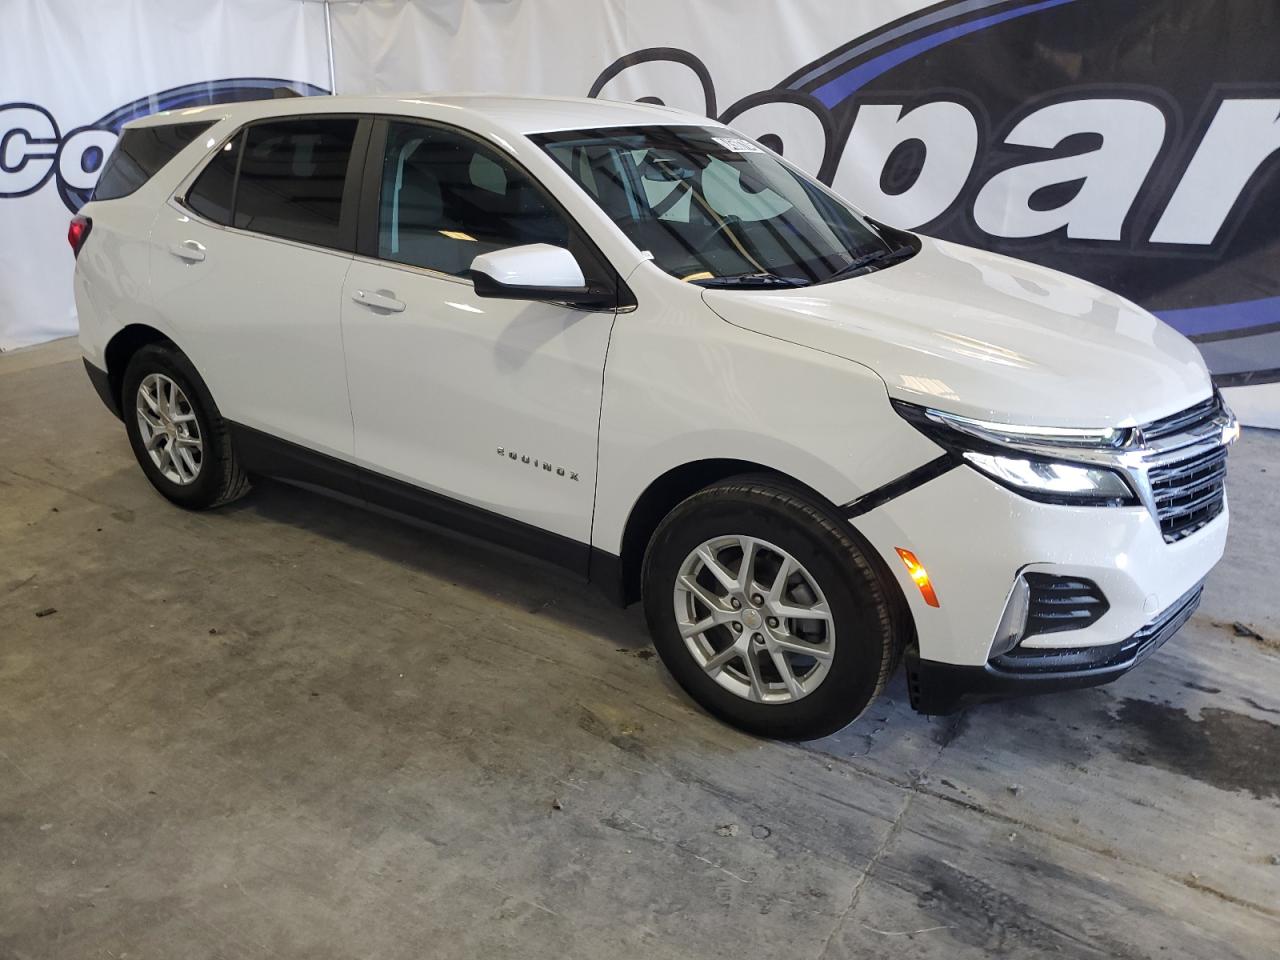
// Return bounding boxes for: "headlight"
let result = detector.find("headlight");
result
[962,452,1135,503]
[894,401,1139,507]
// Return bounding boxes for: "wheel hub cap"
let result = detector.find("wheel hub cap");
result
[673,535,835,704]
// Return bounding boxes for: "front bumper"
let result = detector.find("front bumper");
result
[851,459,1227,709]
[904,579,1203,714]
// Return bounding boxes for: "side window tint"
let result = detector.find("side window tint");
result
[93,121,215,201]
[186,132,241,225]
[234,118,358,247]
[378,121,570,276]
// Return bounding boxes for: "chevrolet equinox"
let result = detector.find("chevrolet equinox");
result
[73,95,1238,738]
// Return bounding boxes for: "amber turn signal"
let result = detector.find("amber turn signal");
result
[895,547,940,607]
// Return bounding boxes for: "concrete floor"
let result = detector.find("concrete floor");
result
[2,338,1279,960]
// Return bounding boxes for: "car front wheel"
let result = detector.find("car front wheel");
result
[642,477,900,740]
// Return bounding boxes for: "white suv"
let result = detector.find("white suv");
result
[73,94,1237,738]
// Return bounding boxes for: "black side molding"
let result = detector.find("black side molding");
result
[228,422,593,579]
[843,454,957,519]
[588,547,626,606]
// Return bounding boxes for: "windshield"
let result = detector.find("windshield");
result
[533,125,899,287]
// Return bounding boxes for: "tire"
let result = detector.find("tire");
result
[642,476,899,740]
[121,343,251,510]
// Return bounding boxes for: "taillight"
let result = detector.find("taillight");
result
[68,215,92,258]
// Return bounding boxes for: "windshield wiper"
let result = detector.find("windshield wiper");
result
[822,243,917,284]
[692,271,806,288]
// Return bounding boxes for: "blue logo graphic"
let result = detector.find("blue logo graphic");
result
[0,77,328,212]
[589,0,1280,386]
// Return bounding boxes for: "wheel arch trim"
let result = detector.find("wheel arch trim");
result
[597,456,914,627]
[103,322,185,412]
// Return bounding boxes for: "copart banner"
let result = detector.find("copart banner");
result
[0,0,330,352]
[4,1,1276,426]
[331,0,1280,426]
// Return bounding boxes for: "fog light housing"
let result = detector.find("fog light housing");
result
[990,575,1031,657]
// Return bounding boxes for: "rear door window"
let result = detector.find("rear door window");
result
[185,132,241,225]
[233,117,359,248]
[92,121,215,201]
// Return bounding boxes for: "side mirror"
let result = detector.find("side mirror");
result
[470,244,609,307]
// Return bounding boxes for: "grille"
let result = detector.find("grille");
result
[1143,395,1220,441]
[1149,445,1227,542]
[1023,574,1109,637]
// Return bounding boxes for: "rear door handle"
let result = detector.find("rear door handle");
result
[169,240,206,263]
[351,289,406,313]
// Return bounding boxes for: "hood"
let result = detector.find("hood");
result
[701,237,1212,429]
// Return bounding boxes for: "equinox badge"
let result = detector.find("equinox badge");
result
[497,446,579,481]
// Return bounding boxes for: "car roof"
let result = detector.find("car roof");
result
[127,92,712,137]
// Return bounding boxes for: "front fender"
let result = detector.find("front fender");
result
[591,286,939,554]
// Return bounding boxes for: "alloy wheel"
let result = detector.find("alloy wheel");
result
[672,535,835,703]
[136,373,203,485]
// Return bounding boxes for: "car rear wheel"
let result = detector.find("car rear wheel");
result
[642,477,900,740]
[122,343,250,510]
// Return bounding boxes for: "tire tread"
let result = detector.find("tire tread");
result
[208,411,252,507]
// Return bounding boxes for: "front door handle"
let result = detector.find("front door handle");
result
[351,288,406,313]
[169,240,206,263]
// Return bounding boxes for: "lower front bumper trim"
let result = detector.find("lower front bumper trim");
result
[906,583,1203,715]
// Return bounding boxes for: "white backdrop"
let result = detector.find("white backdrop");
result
[0,0,329,351]
[329,1,899,114]
[3,0,1276,424]
[327,1,955,213]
